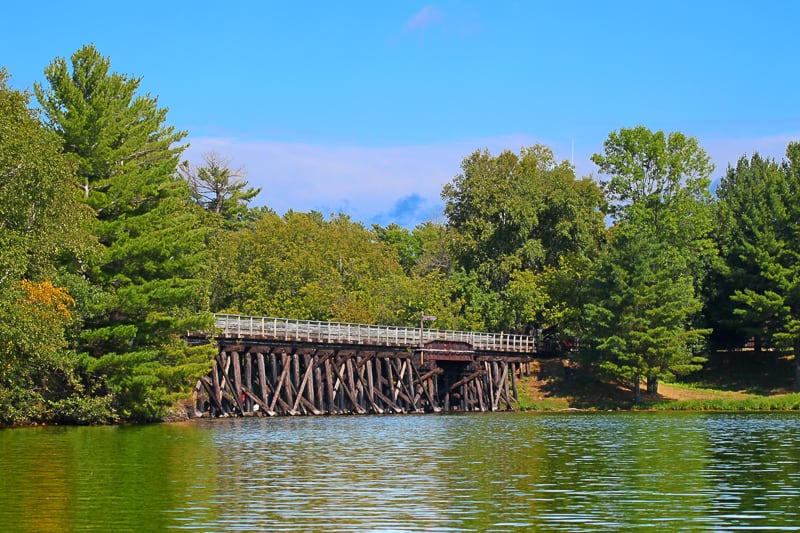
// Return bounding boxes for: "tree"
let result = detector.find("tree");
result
[178,151,261,228]
[35,45,215,421]
[372,223,423,274]
[0,69,105,424]
[583,226,708,401]
[591,126,716,283]
[583,127,714,398]
[712,148,800,389]
[442,145,605,332]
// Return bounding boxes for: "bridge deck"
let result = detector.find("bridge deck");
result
[213,314,537,354]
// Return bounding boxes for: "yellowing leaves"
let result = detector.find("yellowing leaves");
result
[19,279,75,320]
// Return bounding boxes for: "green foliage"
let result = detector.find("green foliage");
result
[583,127,714,399]
[0,70,104,425]
[442,145,606,333]
[214,211,407,323]
[35,45,216,421]
[373,223,423,274]
[178,151,261,229]
[711,147,800,388]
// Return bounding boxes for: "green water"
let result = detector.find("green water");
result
[2,412,799,531]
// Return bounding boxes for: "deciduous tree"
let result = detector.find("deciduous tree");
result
[0,69,104,423]
[442,145,605,332]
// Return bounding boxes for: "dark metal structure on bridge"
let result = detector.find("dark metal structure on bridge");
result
[194,314,537,417]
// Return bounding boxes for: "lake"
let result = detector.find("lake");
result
[2,412,799,531]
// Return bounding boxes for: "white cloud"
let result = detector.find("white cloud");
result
[183,131,799,227]
[182,134,541,227]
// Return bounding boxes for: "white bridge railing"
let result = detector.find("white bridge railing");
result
[214,314,537,354]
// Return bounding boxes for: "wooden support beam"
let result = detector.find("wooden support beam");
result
[449,370,485,391]
[292,357,316,413]
[231,351,245,414]
[324,357,336,414]
[331,356,366,414]
[242,386,276,416]
[212,362,222,410]
[476,377,486,412]
[486,361,496,411]
[269,354,292,412]
[244,352,253,412]
[257,352,269,405]
[200,375,225,415]
[510,361,518,401]
[373,388,404,413]
[314,355,324,413]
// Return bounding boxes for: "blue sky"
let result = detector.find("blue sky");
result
[3,1,799,226]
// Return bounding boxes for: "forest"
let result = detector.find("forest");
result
[2,44,799,424]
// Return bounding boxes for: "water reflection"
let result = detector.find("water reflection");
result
[1,412,799,531]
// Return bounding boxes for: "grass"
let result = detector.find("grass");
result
[514,353,800,412]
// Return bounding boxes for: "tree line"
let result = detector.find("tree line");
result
[1,44,797,424]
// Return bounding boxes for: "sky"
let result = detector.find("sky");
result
[3,1,800,227]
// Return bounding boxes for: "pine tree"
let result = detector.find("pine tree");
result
[584,127,714,398]
[713,147,800,389]
[36,45,215,420]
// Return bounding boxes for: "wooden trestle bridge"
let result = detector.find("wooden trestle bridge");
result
[193,314,538,417]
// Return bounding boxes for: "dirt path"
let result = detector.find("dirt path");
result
[655,383,754,401]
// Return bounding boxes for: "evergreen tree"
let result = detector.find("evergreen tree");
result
[35,45,215,421]
[178,151,261,229]
[583,127,714,398]
[713,147,800,389]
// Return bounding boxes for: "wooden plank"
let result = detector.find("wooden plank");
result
[449,370,485,391]
[476,377,486,412]
[366,358,379,413]
[347,358,360,408]
[510,361,518,401]
[298,394,321,415]
[386,357,395,401]
[405,359,416,410]
[304,354,316,408]
[270,351,278,384]
[212,361,222,410]
[486,362,495,411]
[314,355,324,412]
[292,351,301,388]
[372,388,404,413]
[498,363,512,411]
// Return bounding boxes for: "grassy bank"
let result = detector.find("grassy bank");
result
[514,356,800,412]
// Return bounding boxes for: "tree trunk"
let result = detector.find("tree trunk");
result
[633,373,641,403]
[646,376,659,395]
